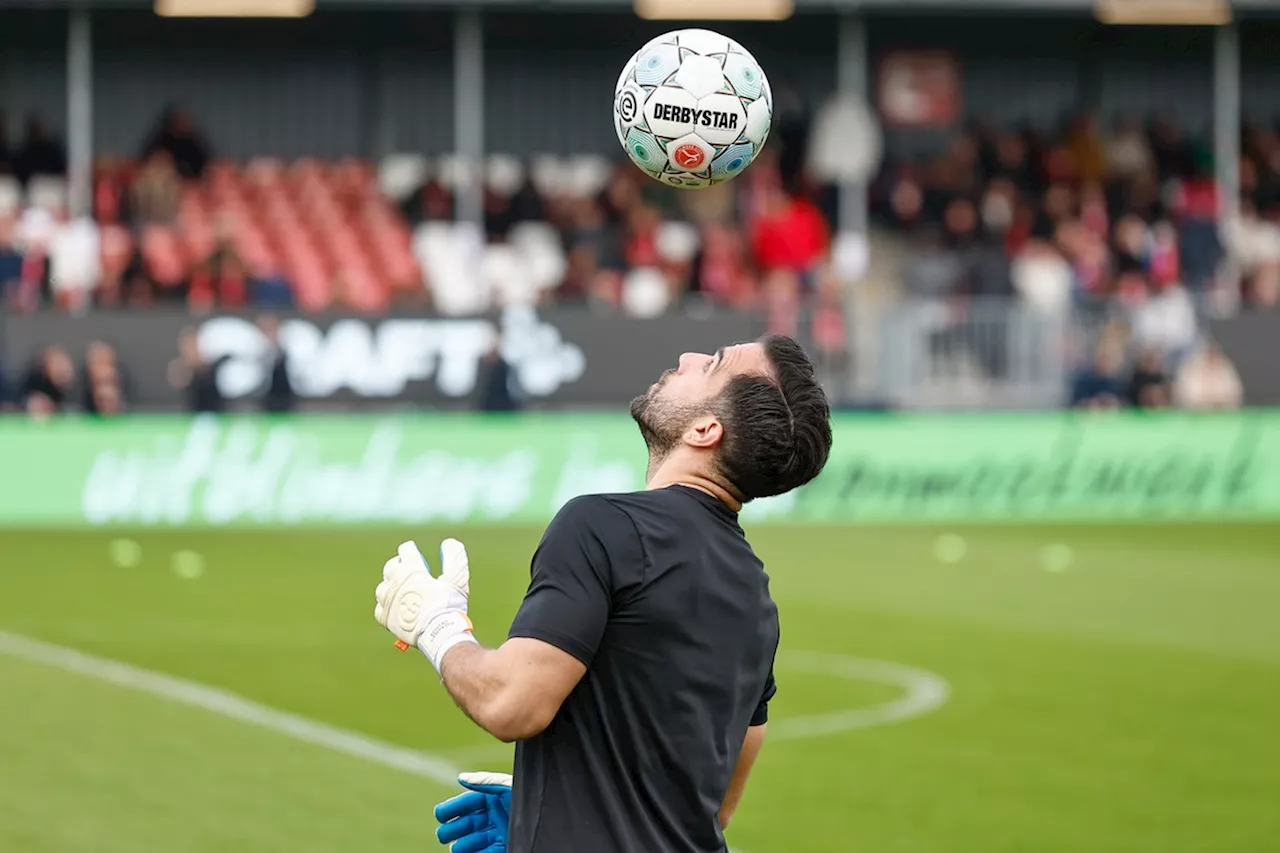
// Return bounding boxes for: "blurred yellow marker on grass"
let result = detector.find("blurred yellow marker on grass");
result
[933,533,968,564]
[1041,544,1074,573]
[171,550,206,580]
[108,539,142,568]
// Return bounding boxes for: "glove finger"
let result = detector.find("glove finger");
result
[436,812,487,845]
[451,829,502,853]
[373,602,385,625]
[439,538,471,598]
[434,790,489,824]
[382,555,406,585]
[397,541,430,576]
[458,783,511,796]
[375,580,388,602]
[458,771,512,790]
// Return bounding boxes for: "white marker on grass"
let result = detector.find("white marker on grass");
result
[171,550,206,580]
[108,538,142,568]
[1040,544,1074,573]
[933,533,968,564]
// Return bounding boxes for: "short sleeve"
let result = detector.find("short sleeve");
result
[750,668,776,727]
[507,496,639,667]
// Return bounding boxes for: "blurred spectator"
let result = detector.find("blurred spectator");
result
[476,338,520,413]
[141,106,210,180]
[623,205,662,270]
[809,264,849,371]
[401,175,453,224]
[1067,113,1105,184]
[20,345,75,414]
[1069,337,1126,409]
[508,176,545,224]
[49,214,101,312]
[1249,262,1280,309]
[992,131,1035,193]
[82,340,128,416]
[127,150,181,225]
[1127,347,1170,409]
[691,223,753,309]
[1150,116,1196,182]
[1170,164,1222,293]
[601,167,643,227]
[191,213,247,310]
[93,154,130,224]
[750,186,829,279]
[13,115,66,186]
[678,180,735,226]
[136,223,191,305]
[0,213,22,298]
[167,326,225,413]
[762,268,802,337]
[1105,118,1154,182]
[1224,200,1280,309]
[257,315,295,414]
[1131,280,1198,361]
[1173,343,1243,410]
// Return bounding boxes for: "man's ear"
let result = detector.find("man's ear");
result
[683,414,723,449]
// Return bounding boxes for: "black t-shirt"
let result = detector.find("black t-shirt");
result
[507,486,779,853]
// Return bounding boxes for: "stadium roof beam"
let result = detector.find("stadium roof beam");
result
[1094,0,1231,25]
[634,0,794,19]
[153,0,315,15]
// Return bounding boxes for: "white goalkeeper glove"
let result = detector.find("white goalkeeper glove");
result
[374,539,478,672]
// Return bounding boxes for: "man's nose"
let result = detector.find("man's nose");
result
[677,352,706,373]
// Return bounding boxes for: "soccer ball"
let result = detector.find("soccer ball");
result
[613,29,772,190]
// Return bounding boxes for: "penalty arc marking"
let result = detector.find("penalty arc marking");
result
[770,650,951,741]
[433,650,950,765]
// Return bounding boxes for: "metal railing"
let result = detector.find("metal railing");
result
[806,295,1129,412]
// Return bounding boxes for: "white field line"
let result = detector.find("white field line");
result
[0,630,761,853]
[0,631,948,852]
[0,629,461,786]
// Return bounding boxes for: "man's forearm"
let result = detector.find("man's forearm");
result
[439,642,524,742]
[720,724,767,829]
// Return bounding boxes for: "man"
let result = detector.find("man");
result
[373,334,832,853]
[256,315,296,414]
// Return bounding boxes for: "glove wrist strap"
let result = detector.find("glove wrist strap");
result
[417,611,477,672]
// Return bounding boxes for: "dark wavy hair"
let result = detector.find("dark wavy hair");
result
[712,334,832,501]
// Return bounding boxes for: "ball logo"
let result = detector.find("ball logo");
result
[618,90,639,124]
[674,143,706,169]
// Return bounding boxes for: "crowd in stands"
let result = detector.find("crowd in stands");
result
[871,111,1258,409]
[0,107,837,323]
[0,103,1264,412]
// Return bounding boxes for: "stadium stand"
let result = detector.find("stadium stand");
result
[0,102,1264,415]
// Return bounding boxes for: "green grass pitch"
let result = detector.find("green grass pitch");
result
[1,523,1278,853]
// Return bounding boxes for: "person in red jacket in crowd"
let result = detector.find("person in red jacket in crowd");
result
[749,184,830,284]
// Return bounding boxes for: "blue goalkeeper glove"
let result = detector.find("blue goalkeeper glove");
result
[435,771,512,853]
